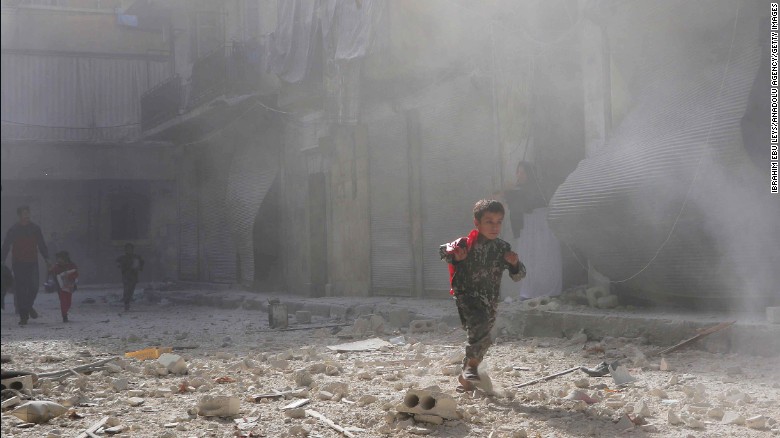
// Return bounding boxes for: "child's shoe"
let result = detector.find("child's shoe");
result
[62,313,68,323]
[29,308,38,319]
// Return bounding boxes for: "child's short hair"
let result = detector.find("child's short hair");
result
[473,199,505,221]
[55,251,71,262]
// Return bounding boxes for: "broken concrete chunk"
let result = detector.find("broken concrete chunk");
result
[157,353,188,375]
[563,390,599,404]
[197,395,240,417]
[573,378,590,389]
[10,401,67,423]
[634,400,651,418]
[609,363,637,386]
[682,415,705,429]
[616,414,634,430]
[706,407,724,420]
[357,395,378,407]
[285,408,306,419]
[111,378,128,392]
[396,389,458,420]
[293,370,313,387]
[746,415,768,430]
[721,411,745,425]
[127,397,145,407]
[317,391,334,401]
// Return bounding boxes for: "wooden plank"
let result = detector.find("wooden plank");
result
[305,409,356,438]
[75,416,109,438]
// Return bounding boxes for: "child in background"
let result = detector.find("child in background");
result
[116,243,144,311]
[50,251,78,322]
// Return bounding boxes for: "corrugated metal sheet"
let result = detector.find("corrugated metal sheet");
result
[226,142,279,285]
[366,104,414,294]
[548,2,778,303]
[198,143,237,283]
[178,152,199,281]
[1,52,170,142]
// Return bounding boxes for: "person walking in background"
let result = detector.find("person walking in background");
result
[1,205,49,325]
[116,243,144,311]
[499,161,562,299]
[50,250,78,322]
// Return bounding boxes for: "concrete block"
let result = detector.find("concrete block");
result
[767,307,780,324]
[387,308,411,328]
[409,320,435,334]
[295,311,312,324]
[158,353,188,375]
[268,302,288,329]
[396,389,458,420]
[0,375,33,391]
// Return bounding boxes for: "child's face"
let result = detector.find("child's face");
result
[474,211,504,240]
[56,256,66,265]
[125,246,134,255]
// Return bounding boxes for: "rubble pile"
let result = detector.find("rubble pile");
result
[1,290,778,437]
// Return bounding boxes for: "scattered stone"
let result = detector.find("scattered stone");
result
[721,411,745,425]
[111,378,128,392]
[668,410,683,425]
[197,396,240,417]
[573,378,589,389]
[616,414,634,430]
[683,415,705,429]
[563,390,599,404]
[127,397,145,407]
[293,370,313,387]
[10,401,67,423]
[650,388,668,399]
[285,408,306,419]
[746,415,768,430]
[706,407,724,420]
[634,400,651,418]
[660,357,671,371]
[157,353,188,375]
[357,395,378,407]
[317,391,334,401]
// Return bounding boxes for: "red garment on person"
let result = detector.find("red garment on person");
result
[51,262,78,315]
[446,229,480,295]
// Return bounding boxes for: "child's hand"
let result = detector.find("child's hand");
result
[504,251,519,266]
[451,246,468,262]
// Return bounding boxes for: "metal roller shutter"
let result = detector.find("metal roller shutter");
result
[415,77,497,295]
[367,105,414,295]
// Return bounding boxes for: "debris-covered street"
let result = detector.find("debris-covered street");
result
[2,287,778,437]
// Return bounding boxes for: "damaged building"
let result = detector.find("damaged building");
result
[2,0,777,309]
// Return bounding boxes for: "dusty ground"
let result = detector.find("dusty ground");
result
[1,286,778,438]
